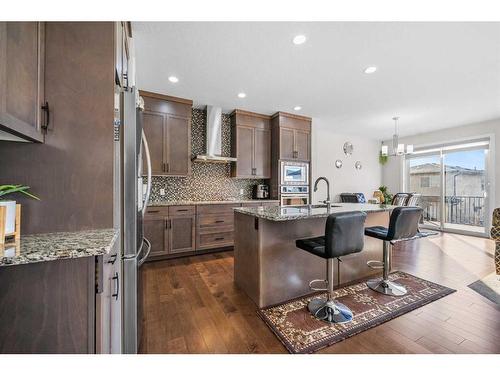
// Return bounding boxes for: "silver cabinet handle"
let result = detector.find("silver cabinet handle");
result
[112,272,119,300]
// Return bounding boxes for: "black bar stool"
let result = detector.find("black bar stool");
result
[296,212,367,323]
[365,207,423,296]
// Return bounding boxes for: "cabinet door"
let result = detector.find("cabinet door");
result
[0,22,44,142]
[279,127,295,160]
[96,255,112,354]
[295,129,310,161]
[109,244,122,353]
[165,114,190,176]
[235,125,254,177]
[169,215,195,254]
[143,216,168,257]
[253,127,271,178]
[142,111,165,175]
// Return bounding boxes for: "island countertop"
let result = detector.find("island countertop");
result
[0,229,118,267]
[233,203,396,221]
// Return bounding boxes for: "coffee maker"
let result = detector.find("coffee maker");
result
[253,184,269,199]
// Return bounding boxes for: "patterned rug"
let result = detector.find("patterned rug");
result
[258,271,455,354]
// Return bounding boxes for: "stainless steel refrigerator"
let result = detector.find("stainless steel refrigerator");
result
[115,87,152,354]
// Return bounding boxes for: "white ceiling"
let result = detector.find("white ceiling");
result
[132,22,500,140]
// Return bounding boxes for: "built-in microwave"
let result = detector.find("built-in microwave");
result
[280,161,309,186]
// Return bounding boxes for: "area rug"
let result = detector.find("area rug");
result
[258,271,455,354]
[468,273,500,305]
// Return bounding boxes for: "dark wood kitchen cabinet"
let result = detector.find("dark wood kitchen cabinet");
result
[96,243,121,354]
[140,91,192,177]
[143,208,169,258]
[0,257,96,353]
[169,213,196,254]
[144,205,195,260]
[0,22,45,142]
[230,109,271,179]
[271,112,311,162]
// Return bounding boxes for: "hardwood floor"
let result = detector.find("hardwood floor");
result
[139,233,500,354]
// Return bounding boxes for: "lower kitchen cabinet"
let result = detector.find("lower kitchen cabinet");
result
[144,206,195,260]
[144,202,279,261]
[0,257,97,353]
[144,215,169,258]
[169,215,196,254]
[96,243,121,354]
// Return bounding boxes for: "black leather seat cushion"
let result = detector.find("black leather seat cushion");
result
[364,226,389,241]
[365,207,423,241]
[296,211,366,259]
[296,236,327,258]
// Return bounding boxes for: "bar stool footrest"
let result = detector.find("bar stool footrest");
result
[366,260,384,270]
[309,279,328,291]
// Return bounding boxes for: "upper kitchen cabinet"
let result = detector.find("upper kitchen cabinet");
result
[139,90,193,176]
[230,110,271,179]
[271,112,312,162]
[0,22,46,143]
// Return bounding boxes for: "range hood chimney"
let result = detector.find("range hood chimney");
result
[193,106,237,163]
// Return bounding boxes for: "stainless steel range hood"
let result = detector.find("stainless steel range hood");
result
[193,106,237,163]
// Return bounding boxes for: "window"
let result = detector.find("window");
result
[421,177,430,188]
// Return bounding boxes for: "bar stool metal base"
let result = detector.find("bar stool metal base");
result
[308,297,353,323]
[366,278,407,296]
[366,240,408,296]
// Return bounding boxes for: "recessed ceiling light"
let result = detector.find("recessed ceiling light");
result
[168,76,179,83]
[294,106,302,111]
[237,92,246,98]
[292,35,307,45]
[364,66,377,74]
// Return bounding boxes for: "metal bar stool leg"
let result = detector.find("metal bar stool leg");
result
[307,258,354,323]
[366,241,407,296]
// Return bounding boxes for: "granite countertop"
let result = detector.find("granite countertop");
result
[149,199,280,207]
[234,203,397,221]
[0,229,119,267]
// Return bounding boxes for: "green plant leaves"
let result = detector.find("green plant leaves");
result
[0,184,40,200]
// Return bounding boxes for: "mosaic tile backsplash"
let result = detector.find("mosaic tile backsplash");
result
[148,108,266,203]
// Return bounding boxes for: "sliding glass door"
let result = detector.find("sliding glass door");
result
[443,149,487,234]
[405,139,490,236]
[407,153,442,228]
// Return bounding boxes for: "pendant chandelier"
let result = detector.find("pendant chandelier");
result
[381,117,413,156]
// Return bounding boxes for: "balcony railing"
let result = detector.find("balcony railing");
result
[420,195,485,227]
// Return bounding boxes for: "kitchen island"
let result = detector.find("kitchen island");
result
[233,203,395,308]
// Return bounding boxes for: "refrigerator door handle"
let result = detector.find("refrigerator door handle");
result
[138,238,151,267]
[141,129,152,218]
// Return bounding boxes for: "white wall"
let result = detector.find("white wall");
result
[381,117,499,218]
[311,118,382,204]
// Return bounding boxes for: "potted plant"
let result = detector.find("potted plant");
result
[0,185,39,235]
[378,185,393,205]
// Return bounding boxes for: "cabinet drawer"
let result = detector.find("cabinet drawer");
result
[198,213,234,227]
[196,204,240,215]
[198,231,234,249]
[145,206,169,216]
[169,205,195,216]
